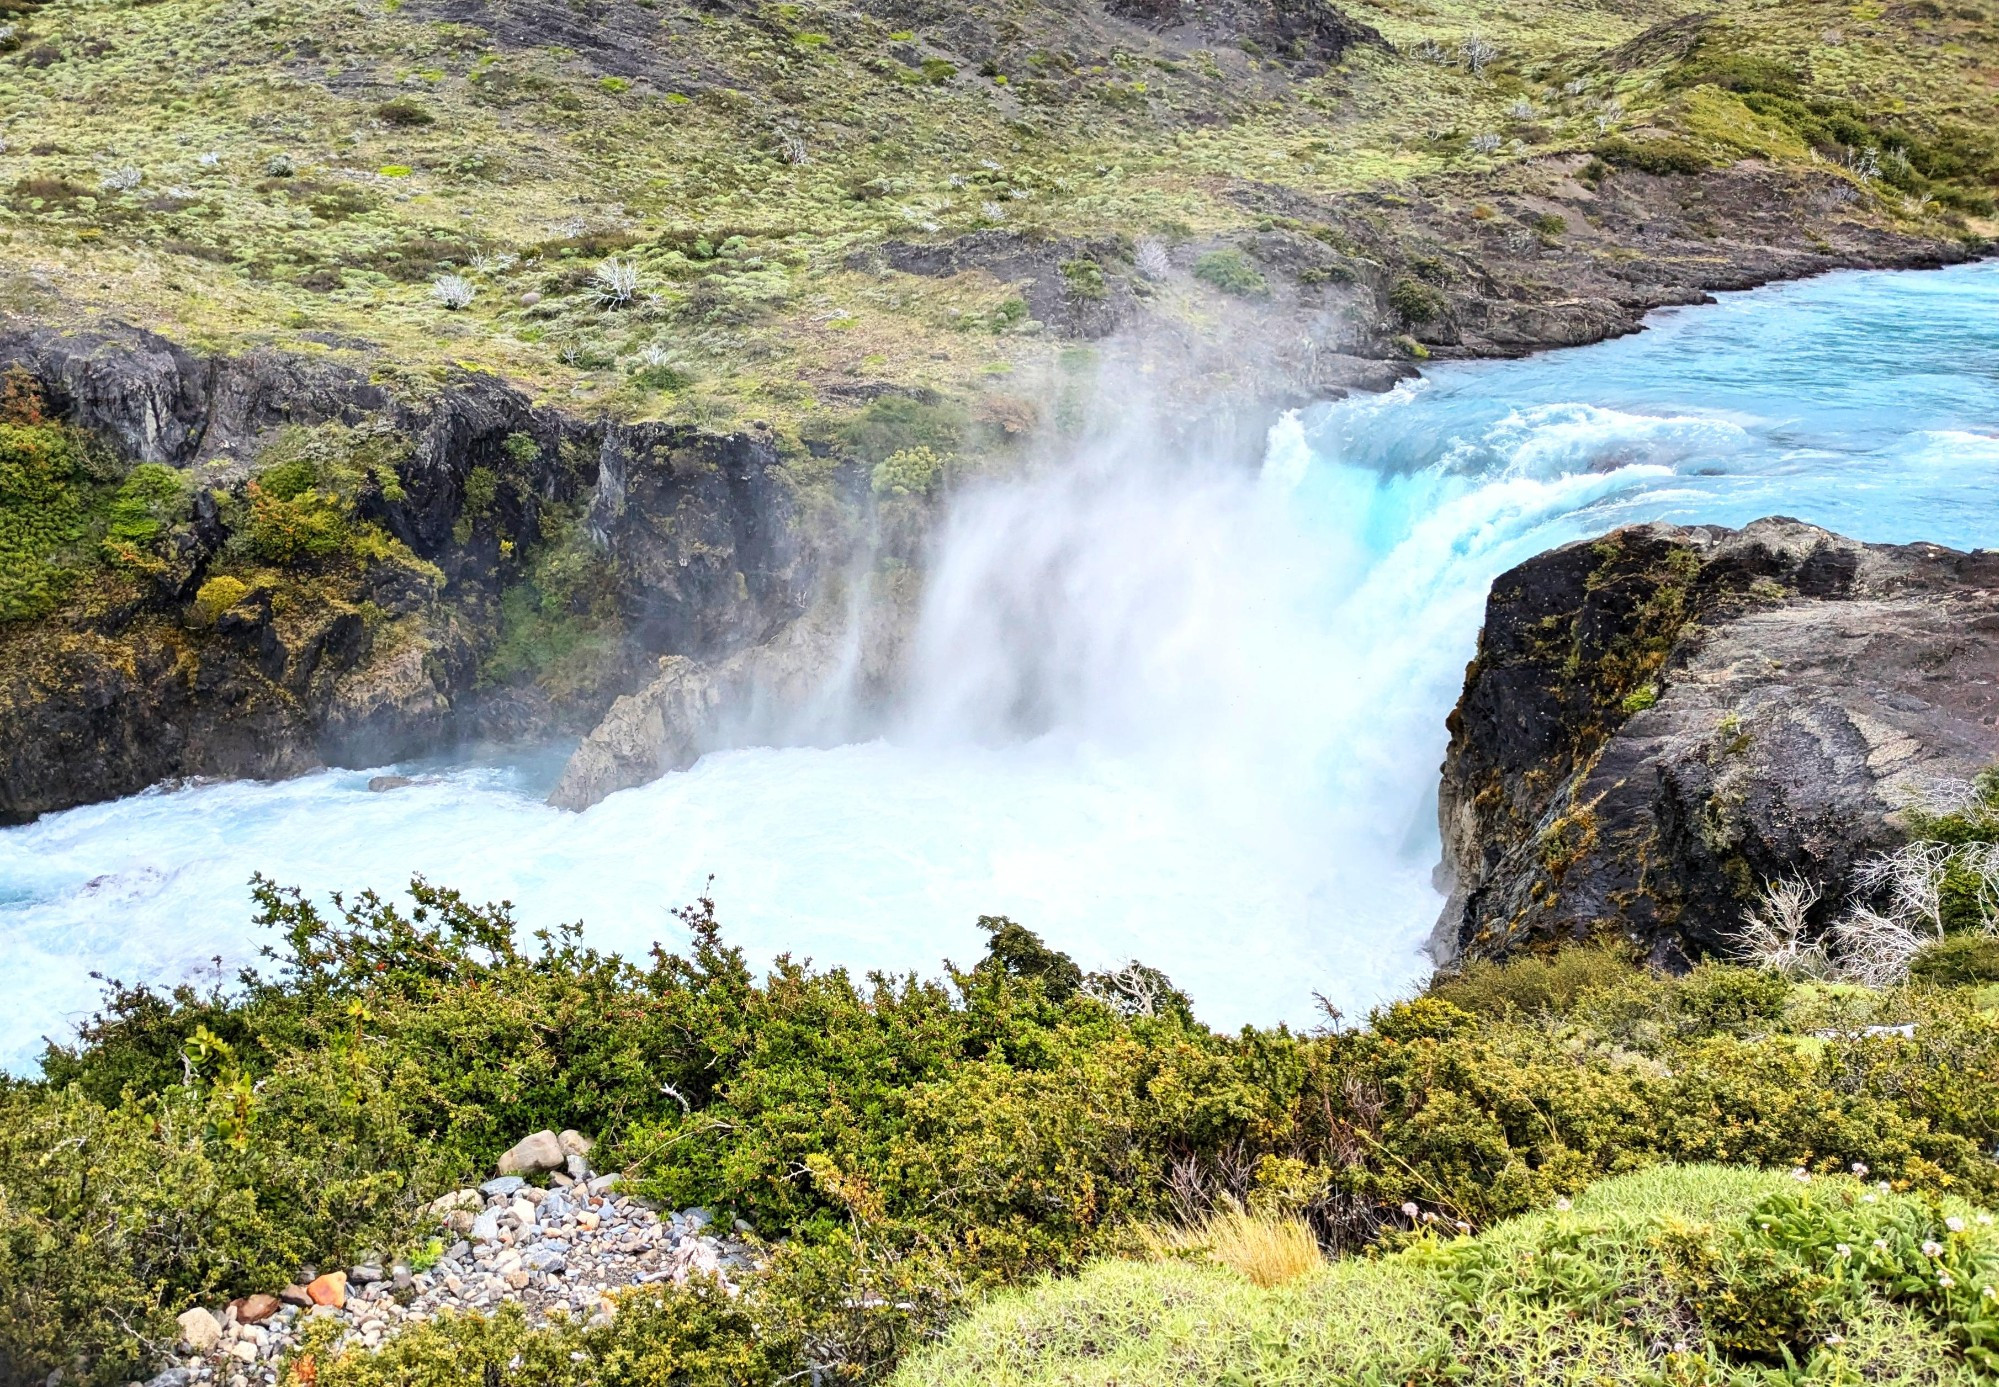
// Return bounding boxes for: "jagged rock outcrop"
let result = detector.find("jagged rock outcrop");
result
[584,422,811,658]
[1434,519,1999,968]
[0,320,389,467]
[1104,0,1385,60]
[0,328,826,822]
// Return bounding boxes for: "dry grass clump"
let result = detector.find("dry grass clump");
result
[1137,1202,1323,1287]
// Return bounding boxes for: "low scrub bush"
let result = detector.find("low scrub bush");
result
[1388,277,1448,324]
[1594,135,1713,175]
[9,884,1999,1384]
[0,418,97,620]
[1191,248,1268,299]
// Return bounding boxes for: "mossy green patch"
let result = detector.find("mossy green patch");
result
[0,421,98,621]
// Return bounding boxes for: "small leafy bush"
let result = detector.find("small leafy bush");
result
[1192,248,1269,299]
[1058,257,1107,300]
[0,420,93,620]
[190,574,251,624]
[1388,277,1448,324]
[373,97,434,126]
[1911,934,1999,985]
[871,445,948,497]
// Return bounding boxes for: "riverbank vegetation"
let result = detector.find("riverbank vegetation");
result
[6,866,1999,1384]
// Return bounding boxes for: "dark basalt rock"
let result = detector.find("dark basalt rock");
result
[1435,519,1999,968]
[584,422,810,659]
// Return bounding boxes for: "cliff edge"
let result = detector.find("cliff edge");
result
[1435,518,1999,967]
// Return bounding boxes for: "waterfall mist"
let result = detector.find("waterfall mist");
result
[8,264,1997,1072]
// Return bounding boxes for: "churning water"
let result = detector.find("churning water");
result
[5,262,1999,1070]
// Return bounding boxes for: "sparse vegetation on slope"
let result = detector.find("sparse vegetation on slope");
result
[0,0,1991,438]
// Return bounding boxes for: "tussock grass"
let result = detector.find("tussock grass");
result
[1137,1203,1323,1287]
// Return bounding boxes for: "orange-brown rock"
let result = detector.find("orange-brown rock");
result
[231,1292,281,1324]
[304,1271,347,1309]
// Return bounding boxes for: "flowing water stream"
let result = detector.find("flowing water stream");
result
[4,262,1997,1070]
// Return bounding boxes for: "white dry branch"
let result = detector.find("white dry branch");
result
[1134,238,1172,281]
[431,273,477,310]
[593,257,641,307]
[1827,904,1936,987]
[1084,962,1166,1018]
[1459,36,1499,73]
[1734,875,1829,979]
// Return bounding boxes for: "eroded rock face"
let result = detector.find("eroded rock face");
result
[546,587,909,811]
[585,422,810,659]
[0,332,827,822]
[1435,519,1999,968]
[0,320,388,467]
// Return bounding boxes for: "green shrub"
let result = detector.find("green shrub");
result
[1429,942,1639,1016]
[871,445,948,496]
[1058,258,1108,300]
[373,96,434,126]
[1666,47,1802,98]
[1388,277,1448,324]
[304,1283,778,1387]
[242,477,347,563]
[190,574,251,624]
[101,462,190,565]
[837,395,968,464]
[1192,248,1269,299]
[14,891,1999,1385]
[1593,135,1712,175]
[502,432,540,468]
[1912,934,1999,986]
[0,420,93,620]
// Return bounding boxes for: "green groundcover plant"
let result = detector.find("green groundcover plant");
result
[901,1164,1999,1386]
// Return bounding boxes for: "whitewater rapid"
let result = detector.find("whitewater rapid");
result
[4,262,1998,1070]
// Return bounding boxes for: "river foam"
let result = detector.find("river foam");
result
[5,262,1998,1070]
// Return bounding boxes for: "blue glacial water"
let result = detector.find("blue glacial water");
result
[2,261,1996,1071]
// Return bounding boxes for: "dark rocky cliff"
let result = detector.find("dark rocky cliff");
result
[0,324,824,823]
[1434,518,1999,968]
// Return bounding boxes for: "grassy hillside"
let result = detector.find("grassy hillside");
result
[1,0,1994,433]
[898,1164,1999,1386]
